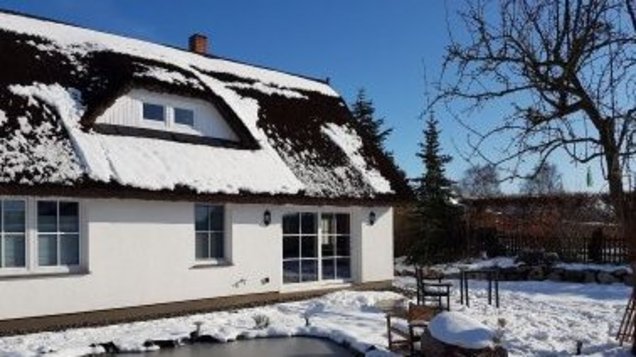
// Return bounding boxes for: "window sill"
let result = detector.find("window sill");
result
[280,280,352,293]
[190,260,233,269]
[0,269,90,280]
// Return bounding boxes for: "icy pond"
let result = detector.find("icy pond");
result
[117,337,354,356]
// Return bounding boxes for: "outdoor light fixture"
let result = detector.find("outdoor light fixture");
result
[263,210,271,226]
[369,211,376,226]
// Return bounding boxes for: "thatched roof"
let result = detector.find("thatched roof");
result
[0,10,410,204]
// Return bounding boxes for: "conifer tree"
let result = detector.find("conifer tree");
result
[410,115,460,266]
[350,89,392,151]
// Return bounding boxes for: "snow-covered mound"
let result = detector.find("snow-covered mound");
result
[428,311,495,350]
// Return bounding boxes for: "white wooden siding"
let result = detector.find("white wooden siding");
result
[96,89,240,141]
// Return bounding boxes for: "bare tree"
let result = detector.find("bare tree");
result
[519,162,565,195]
[436,0,636,346]
[460,164,503,197]
[436,0,635,227]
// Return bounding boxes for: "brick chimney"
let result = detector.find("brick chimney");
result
[189,33,209,54]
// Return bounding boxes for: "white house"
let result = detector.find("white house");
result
[0,10,410,334]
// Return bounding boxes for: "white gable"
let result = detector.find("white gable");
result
[95,89,239,142]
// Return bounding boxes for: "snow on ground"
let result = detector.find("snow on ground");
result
[555,262,632,273]
[0,276,631,356]
[394,256,520,276]
[0,291,402,357]
[395,276,631,356]
[395,256,632,276]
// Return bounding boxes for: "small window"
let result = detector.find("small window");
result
[0,200,26,268]
[143,103,165,122]
[174,108,195,127]
[37,201,80,267]
[194,204,225,260]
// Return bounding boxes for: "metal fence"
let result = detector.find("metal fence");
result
[497,234,628,264]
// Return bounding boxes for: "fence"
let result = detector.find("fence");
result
[495,233,628,264]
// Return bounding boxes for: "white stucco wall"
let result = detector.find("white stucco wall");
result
[0,199,393,320]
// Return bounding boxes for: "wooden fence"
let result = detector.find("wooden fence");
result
[496,234,628,264]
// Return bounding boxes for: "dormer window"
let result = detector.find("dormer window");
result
[95,89,246,146]
[143,103,165,122]
[174,107,194,127]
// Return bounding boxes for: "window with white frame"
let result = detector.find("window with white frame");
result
[0,199,26,268]
[174,107,195,127]
[142,101,196,128]
[282,212,350,284]
[195,204,225,260]
[142,102,165,122]
[0,198,82,274]
[37,201,80,267]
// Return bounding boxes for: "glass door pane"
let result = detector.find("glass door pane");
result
[283,260,300,283]
[38,234,58,266]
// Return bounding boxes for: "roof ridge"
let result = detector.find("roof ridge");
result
[0,7,331,86]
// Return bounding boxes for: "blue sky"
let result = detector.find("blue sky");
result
[0,0,607,193]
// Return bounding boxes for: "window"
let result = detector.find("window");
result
[282,212,350,284]
[174,108,195,127]
[143,103,165,122]
[0,200,26,268]
[195,204,225,260]
[282,213,318,283]
[37,201,80,266]
[0,198,82,275]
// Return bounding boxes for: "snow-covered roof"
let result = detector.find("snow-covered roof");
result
[0,10,409,203]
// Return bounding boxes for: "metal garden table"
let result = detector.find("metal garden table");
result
[459,267,500,308]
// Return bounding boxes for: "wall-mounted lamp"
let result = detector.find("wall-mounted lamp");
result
[369,211,376,226]
[263,210,272,226]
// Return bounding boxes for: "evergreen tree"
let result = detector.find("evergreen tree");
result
[350,89,393,151]
[349,88,409,187]
[410,115,461,266]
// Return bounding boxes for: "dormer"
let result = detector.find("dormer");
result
[92,89,256,149]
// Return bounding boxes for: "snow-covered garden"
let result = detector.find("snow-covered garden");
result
[0,259,632,356]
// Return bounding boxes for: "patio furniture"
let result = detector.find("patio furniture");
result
[386,302,440,356]
[459,267,500,308]
[415,267,452,310]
